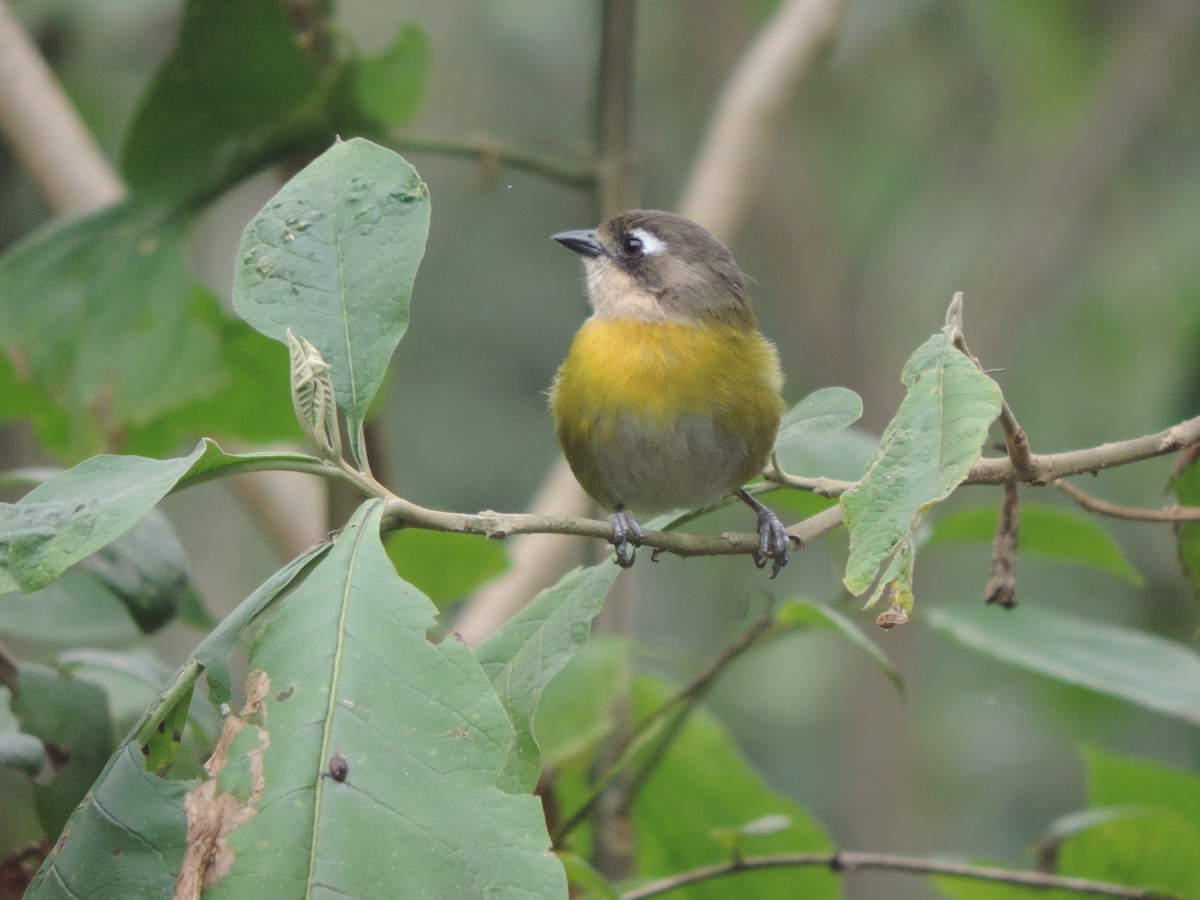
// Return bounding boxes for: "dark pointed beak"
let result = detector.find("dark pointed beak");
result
[552,229,605,258]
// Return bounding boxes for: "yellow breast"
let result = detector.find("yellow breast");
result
[550,318,784,511]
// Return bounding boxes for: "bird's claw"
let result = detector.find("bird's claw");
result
[752,506,793,579]
[609,509,644,569]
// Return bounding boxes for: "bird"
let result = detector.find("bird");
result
[548,209,793,577]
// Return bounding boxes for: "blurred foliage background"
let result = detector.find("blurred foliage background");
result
[1,1,1198,898]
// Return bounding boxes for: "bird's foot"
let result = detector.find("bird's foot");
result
[736,490,796,578]
[608,508,644,568]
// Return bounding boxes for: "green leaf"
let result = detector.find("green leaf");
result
[0,201,225,456]
[233,138,431,467]
[774,386,863,451]
[1082,746,1200,823]
[928,605,1200,725]
[349,24,431,127]
[0,503,193,639]
[776,599,904,693]
[25,743,192,899]
[385,528,508,609]
[631,673,838,900]
[927,503,1142,585]
[20,545,330,895]
[1170,446,1200,599]
[197,500,563,896]
[842,327,1003,613]
[121,0,321,201]
[195,539,331,714]
[1057,808,1200,897]
[0,441,209,593]
[0,731,46,775]
[0,438,324,597]
[13,664,117,838]
[476,563,619,793]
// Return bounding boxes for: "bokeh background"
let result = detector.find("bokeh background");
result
[2,2,1198,898]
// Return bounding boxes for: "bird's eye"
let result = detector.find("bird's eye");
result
[620,235,644,259]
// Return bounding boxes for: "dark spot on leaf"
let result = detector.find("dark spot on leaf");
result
[328,753,348,782]
[157,721,166,734]
[275,686,294,702]
[140,744,150,757]
[172,729,182,743]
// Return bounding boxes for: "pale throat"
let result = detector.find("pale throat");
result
[582,257,691,324]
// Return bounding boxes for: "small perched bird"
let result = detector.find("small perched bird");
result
[549,209,792,576]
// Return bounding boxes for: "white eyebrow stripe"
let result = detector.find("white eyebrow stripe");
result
[629,227,667,255]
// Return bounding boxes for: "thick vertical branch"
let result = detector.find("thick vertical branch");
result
[586,1,641,881]
[679,0,843,241]
[0,0,124,215]
[596,0,639,217]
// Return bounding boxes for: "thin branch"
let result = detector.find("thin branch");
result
[620,850,1182,900]
[1054,479,1200,523]
[770,415,1200,497]
[967,415,1200,486]
[381,493,843,564]
[388,133,596,187]
[985,483,1020,608]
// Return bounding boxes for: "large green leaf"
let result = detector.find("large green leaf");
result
[0,440,324,595]
[631,674,839,900]
[928,605,1200,725]
[25,743,193,900]
[21,542,329,897]
[0,441,209,593]
[193,540,331,714]
[0,201,225,456]
[476,563,619,793]
[13,664,118,838]
[0,512,205,639]
[121,0,321,201]
[927,502,1142,585]
[233,138,430,467]
[189,500,562,897]
[842,327,1002,613]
